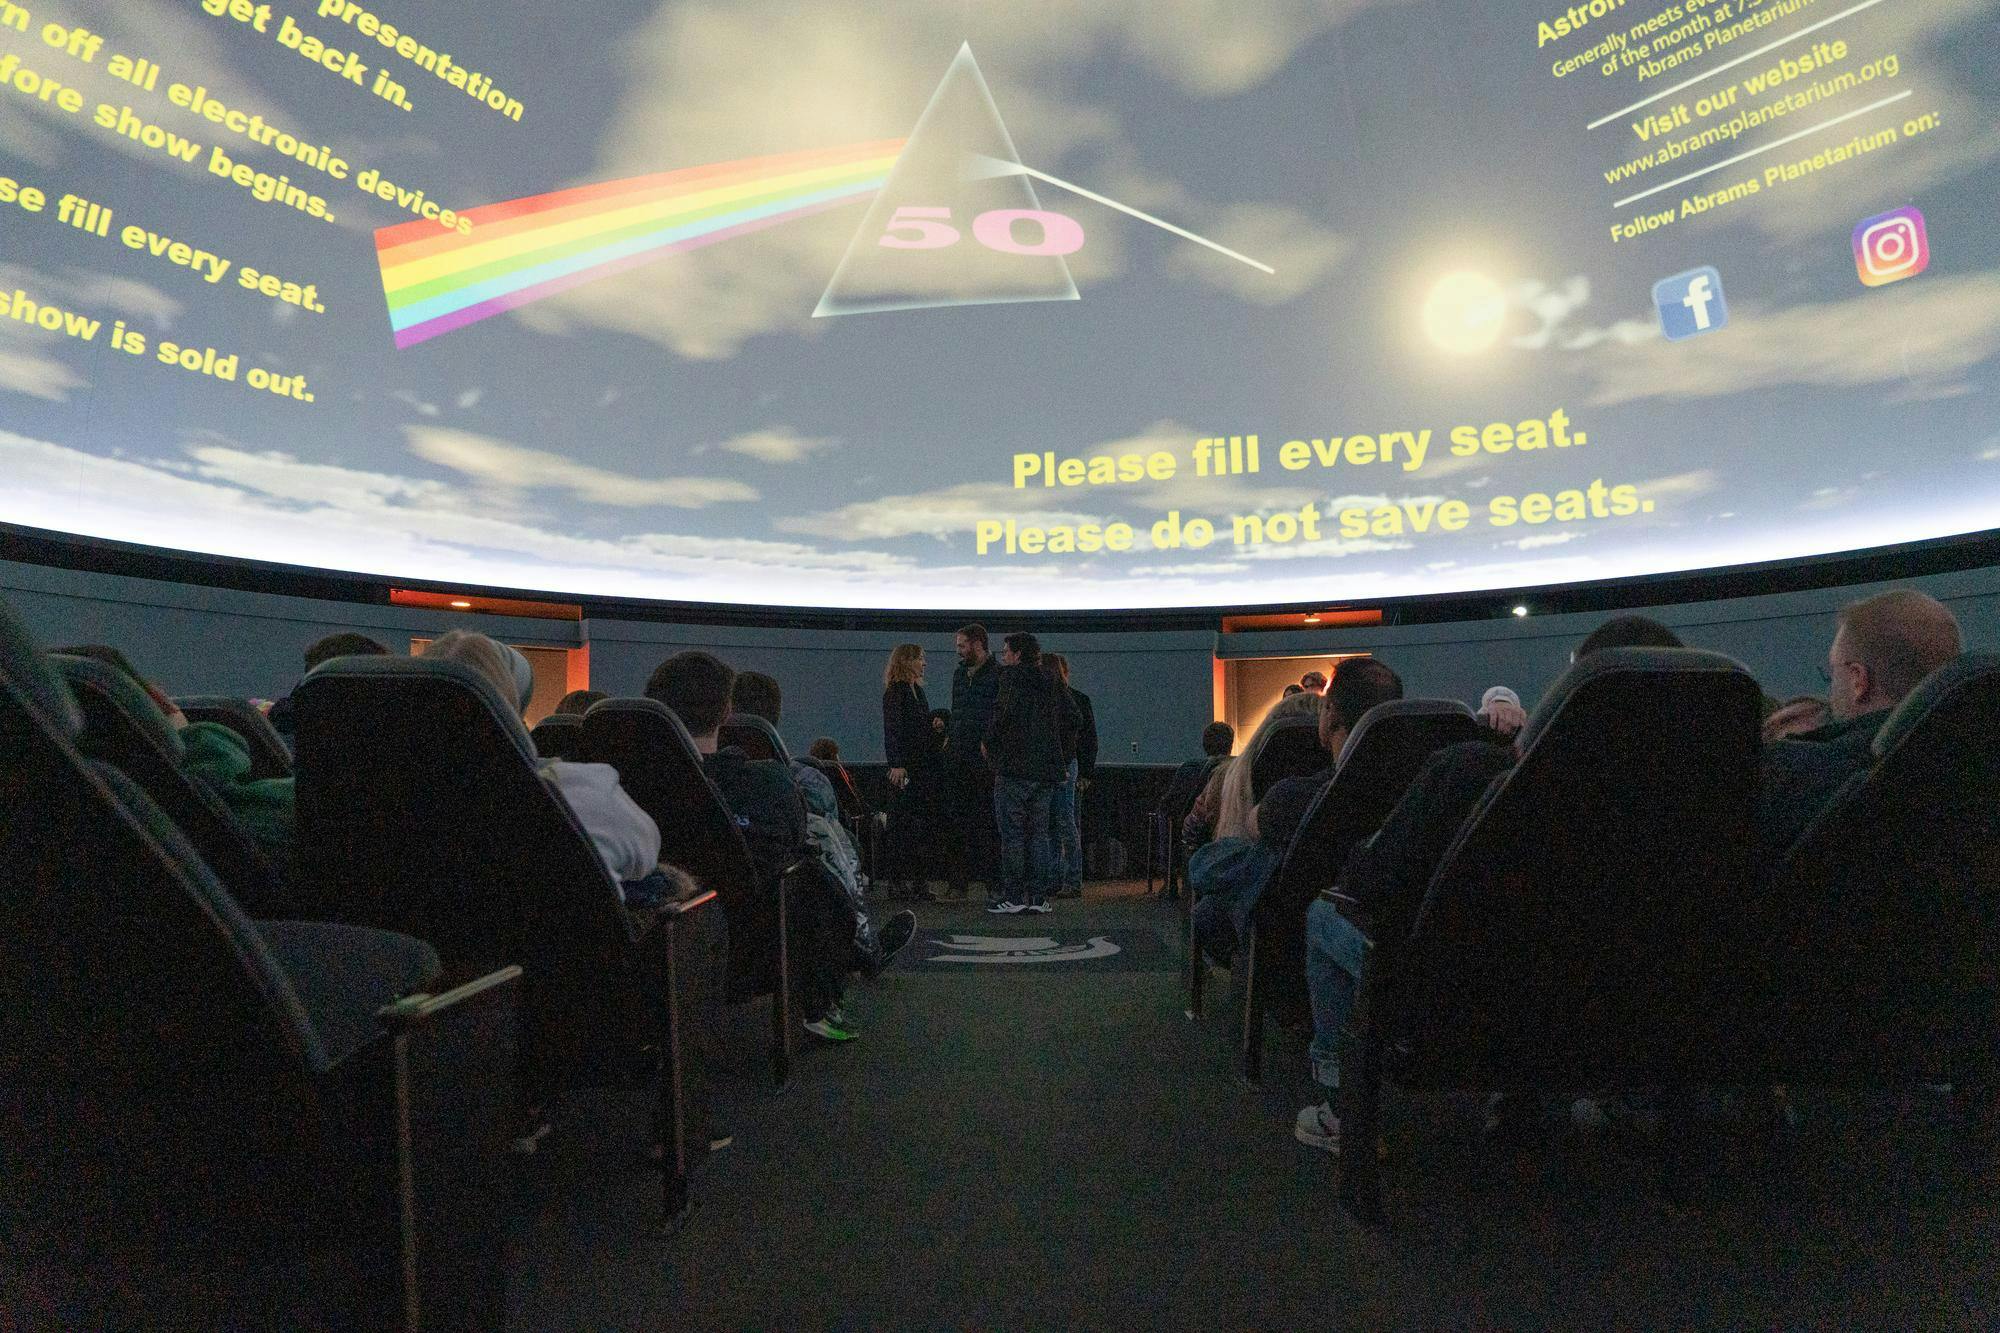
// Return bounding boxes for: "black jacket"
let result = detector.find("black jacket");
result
[945,655,999,764]
[882,681,936,769]
[1336,740,1517,943]
[1755,708,1890,855]
[984,663,1081,783]
[1068,687,1099,779]
[702,746,809,887]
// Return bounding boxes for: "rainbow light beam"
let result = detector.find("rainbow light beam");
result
[376,140,905,349]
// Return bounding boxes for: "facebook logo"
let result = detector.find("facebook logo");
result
[1653,267,1727,341]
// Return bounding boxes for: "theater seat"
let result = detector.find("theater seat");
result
[530,711,585,761]
[289,658,724,1221]
[1760,654,2000,1086]
[0,595,521,1329]
[52,652,293,916]
[1250,713,1325,802]
[720,712,792,764]
[584,697,800,1085]
[177,694,294,778]
[1335,647,1763,1224]
[1235,700,1481,1081]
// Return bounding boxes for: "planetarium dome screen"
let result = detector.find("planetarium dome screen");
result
[2,0,1995,610]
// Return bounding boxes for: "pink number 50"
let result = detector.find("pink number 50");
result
[878,206,1085,256]
[972,208,1085,256]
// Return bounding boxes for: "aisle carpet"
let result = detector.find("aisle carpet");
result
[506,890,1999,1330]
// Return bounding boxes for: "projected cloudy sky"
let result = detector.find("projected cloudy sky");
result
[1,0,1996,609]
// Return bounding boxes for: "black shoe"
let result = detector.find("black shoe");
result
[878,910,917,962]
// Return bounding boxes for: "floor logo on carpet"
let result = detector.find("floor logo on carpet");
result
[924,933,1122,964]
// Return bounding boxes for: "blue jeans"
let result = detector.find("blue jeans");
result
[993,776,1056,907]
[1050,759,1081,893]
[1306,897,1369,1090]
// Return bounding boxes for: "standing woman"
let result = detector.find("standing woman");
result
[881,642,939,900]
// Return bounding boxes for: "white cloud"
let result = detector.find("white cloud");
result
[456,389,484,410]
[1510,276,1656,352]
[1163,203,1351,303]
[0,344,87,402]
[716,429,837,464]
[0,264,183,327]
[1574,274,2000,406]
[393,390,443,418]
[403,426,759,509]
[1505,530,1587,550]
[776,481,1101,541]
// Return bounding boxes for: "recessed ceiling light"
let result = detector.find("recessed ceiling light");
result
[1512,605,1529,617]
[450,599,473,609]
[1303,614,1321,624]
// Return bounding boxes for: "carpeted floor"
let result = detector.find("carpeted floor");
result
[506,887,1999,1330]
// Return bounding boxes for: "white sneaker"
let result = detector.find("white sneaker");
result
[986,900,1023,914]
[1295,1101,1340,1154]
[1023,902,1052,914]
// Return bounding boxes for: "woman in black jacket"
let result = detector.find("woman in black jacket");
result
[881,642,939,900]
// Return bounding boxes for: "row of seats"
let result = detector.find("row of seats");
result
[1170,646,2000,1225]
[1,597,524,1328]
[2,603,859,1324]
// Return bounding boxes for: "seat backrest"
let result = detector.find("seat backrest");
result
[0,598,331,1267]
[1250,715,1326,803]
[582,698,779,997]
[1394,648,1764,1082]
[53,654,290,915]
[530,712,586,761]
[1764,653,2000,1079]
[290,657,635,1085]
[1260,701,1482,923]
[720,713,791,765]
[176,695,293,778]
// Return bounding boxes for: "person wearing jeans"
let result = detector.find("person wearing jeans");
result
[993,775,1057,912]
[981,632,1079,914]
[1297,896,1370,1149]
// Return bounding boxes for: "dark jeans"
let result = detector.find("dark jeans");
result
[993,775,1056,908]
[943,760,998,890]
[882,764,937,884]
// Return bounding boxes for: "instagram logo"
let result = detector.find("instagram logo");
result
[1853,207,1930,287]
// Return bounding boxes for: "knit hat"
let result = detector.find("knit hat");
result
[1480,685,1521,712]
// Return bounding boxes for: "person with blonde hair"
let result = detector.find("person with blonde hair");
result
[881,642,938,899]
[420,630,664,895]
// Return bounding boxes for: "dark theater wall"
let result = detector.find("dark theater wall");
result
[5,554,1997,763]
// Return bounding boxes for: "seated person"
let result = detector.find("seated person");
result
[729,670,915,973]
[1757,589,1961,854]
[1300,670,1328,694]
[58,643,298,868]
[647,650,862,1042]
[267,631,387,740]
[553,688,606,717]
[1190,659,1403,966]
[420,632,665,898]
[1759,694,1829,743]
[1294,614,1685,1154]
[807,737,866,822]
[1474,686,1526,745]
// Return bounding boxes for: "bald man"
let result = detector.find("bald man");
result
[1758,588,1962,853]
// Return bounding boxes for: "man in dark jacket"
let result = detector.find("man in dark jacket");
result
[1756,588,1962,853]
[981,632,1079,914]
[647,650,857,1043]
[1045,653,1098,898]
[942,623,1001,900]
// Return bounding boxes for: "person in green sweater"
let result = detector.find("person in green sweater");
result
[56,644,296,867]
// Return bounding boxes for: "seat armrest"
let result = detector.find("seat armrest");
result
[658,887,719,918]
[379,965,523,1333]
[377,965,524,1033]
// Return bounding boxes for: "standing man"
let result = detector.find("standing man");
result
[1043,653,1098,899]
[983,633,1080,915]
[942,623,1001,901]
